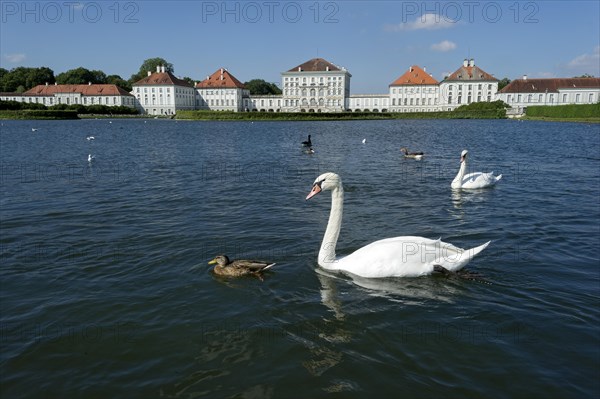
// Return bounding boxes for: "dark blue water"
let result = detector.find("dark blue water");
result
[1,118,599,398]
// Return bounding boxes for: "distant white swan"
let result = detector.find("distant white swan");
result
[451,150,502,189]
[306,172,490,278]
[362,138,366,144]
[88,154,95,162]
[86,136,95,141]
[31,128,38,132]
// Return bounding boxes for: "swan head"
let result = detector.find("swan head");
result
[460,149,468,163]
[306,172,341,200]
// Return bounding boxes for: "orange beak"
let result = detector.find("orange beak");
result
[306,184,322,200]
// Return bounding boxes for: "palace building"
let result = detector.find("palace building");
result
[131,66,195,115]
[388,65,441,113]
[280,58,351,113]
[497,77,600,113]
[0,83,135,108]
[4,57,598,116]
[439,59,499,111]
[195,68,249,112]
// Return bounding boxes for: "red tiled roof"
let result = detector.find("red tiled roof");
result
[133,71,193,87]
[24,84,133,96]
[390,65,439,86]
[288,58,342,72]
[195,68,246,89]
[445,64,498,82]
[499,78,600,93]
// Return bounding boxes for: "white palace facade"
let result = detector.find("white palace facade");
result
[1,83,135,107]
[3,57,599,115]
[497,76,600,113]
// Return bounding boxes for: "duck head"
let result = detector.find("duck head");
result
[208,255,230,267]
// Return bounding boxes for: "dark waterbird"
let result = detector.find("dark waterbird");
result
[208,255,276,277]
[400,147,424,159]
[302,134,312,147]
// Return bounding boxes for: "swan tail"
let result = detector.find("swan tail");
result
[467,241,491,259]
[437,241,491,272]
[495,174,502,182]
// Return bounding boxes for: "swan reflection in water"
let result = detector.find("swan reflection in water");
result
[316,267,462,307]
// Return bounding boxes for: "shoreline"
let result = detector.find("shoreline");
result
[1,111,597,123]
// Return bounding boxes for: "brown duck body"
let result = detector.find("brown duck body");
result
[208,255,276,277]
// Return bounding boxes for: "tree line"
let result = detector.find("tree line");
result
[0,57,282,95]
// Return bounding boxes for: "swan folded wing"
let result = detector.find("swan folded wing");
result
[462,172,499,188]
[334,236,452,278]
[329,237,489,278]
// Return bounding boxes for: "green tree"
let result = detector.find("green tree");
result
[0,67,55,92]
[573,73,595,78]
[106,74,132,91]
[182,76,196,86]
[129,57,174,84]
[498,78,511,91]
[56,67,107,85]
[244,79,282,95]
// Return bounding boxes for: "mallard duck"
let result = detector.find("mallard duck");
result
[208,255,276,277]
[400,147,424,160]
[302,134,312,147]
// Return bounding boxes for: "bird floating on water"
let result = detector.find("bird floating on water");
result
[302,134,312,147]
[88,154,95,162]
[86,136,95,141]
[31,128,38,132]
[362,138,366,144]
[451,150,502,189]
[306,172,490,278]
[208,255,276,277]
[400,147,424,160]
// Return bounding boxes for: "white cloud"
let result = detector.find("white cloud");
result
[567,46,600,72]
[384,13,457,32]
[3,53,26,63]
[431,40,457,52]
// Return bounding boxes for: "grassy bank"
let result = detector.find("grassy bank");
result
[176,109,506,121]
[0,109,79,120]
[524,103,600,123]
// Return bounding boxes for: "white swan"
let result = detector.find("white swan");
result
[306,172,490,278]
[451,150,502,189]
[88,154,95,162]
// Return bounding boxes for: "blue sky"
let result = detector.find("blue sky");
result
[1,0,599,93]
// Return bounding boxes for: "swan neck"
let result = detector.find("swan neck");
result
[452,159,467,187]
[319,185,343,268]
